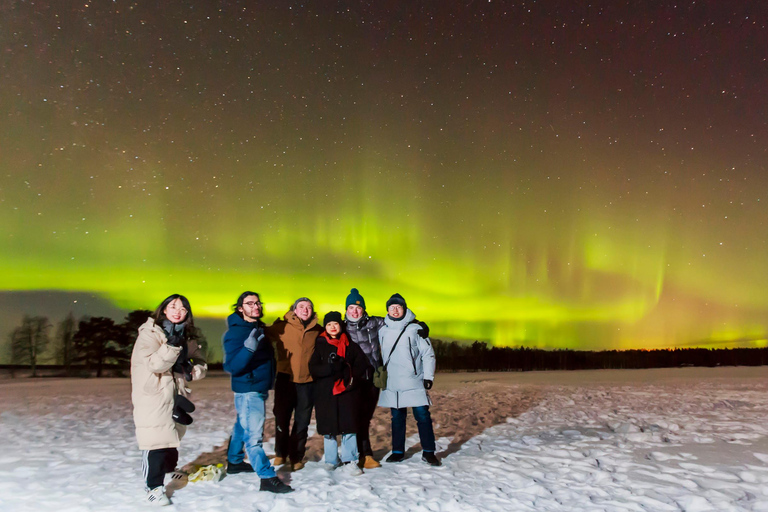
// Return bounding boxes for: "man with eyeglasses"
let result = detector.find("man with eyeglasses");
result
[265,297,323,471]
[222,291,293,493]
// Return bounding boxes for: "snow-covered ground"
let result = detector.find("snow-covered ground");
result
[2,367,768,511]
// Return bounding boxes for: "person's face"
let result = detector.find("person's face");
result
[346,304,363,320]
[387,304,404,319]
[238,295,263,322]
[294,301,313,321]
[326,322,341,337]
[164,298,188,324]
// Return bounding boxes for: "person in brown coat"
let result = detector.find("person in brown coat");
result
[130,294,207,506]
[265,297,323,470]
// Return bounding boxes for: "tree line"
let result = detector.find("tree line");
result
[431,339,768,371]
[6,313,766,377]
[6,311,207,377]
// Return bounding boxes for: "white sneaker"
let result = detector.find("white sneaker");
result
[324,462,339,471]
[340,462,363,476]
[146,486,171,506]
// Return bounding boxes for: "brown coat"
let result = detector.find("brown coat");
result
[266,311,322,383]
[130,318,207,450]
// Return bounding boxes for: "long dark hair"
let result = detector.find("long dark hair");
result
[232,291,260,317]
[153,294,195,331]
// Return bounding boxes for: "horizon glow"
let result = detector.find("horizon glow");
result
[1,2,767,350]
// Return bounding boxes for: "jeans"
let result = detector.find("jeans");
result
[273,372,315,462]
[228,391,276,478]
[323,434,358,465]
[390,405,436,454]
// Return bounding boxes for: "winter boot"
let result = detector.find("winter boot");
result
[422,451,442,466]
[227,461,254,474]
[146,486,171,506]
[272,456,286,466]
[260,477,294,493]
[291,461,305,471]
[385,452,405,463]
[362,455,381,469]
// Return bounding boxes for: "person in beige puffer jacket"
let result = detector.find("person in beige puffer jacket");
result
[130,294,207,506]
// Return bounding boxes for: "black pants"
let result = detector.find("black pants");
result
[273,372,314,462]
[143,448,178,489]
[356,379,380,457]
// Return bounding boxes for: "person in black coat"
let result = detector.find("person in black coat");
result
[309,311,371,473]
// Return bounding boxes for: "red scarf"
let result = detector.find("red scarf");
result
[322,332,349,395]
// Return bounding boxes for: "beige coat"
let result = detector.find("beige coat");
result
[130,318,207,450]
[266,311,322,383]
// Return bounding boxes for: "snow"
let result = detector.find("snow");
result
[1,367,768,511]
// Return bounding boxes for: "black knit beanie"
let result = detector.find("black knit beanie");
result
[386,293,406,310]
[323,311,343,326]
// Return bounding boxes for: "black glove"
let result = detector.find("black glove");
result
[172,395,195,425]
[166,334,184,347]
[416,321,430,338]
[423,379,433,390]
[328,352,345,373]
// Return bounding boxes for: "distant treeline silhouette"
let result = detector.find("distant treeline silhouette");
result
[5,312,765,377]
[431,339,768,371]
[6,311,207,377]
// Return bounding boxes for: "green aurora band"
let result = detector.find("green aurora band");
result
[1,2,767,351]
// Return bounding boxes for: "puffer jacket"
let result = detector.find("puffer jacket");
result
[309,332,371,435]
[130,318,207,450]
[222,313,275,393]
[377,309,435,409]
[345,313,385,369]
[265,310,323,383]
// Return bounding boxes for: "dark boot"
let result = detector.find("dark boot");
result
[385,452,405,463]
[422,451,442,466]
[260,477,294,494]
[226,461,254,474]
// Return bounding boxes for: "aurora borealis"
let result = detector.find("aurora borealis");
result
[1,1,767,357]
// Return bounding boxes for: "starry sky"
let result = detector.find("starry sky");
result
[1,1,767,355]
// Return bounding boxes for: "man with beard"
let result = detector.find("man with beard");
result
[222,291,293,493]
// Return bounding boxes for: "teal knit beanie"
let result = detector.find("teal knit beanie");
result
[345,288,366,310]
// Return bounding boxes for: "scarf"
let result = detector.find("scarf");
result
[323,332,349,395]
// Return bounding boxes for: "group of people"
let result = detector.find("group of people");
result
[130,288,440,505]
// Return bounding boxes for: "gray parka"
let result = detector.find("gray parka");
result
[377,309,435,409]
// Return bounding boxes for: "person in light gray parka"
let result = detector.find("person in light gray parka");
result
[377,293,441,466]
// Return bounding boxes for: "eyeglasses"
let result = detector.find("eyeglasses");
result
[168,305,188,314]
[243,301,263,307]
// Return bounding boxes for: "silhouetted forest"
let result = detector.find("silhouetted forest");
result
[4,312,766,377]
[4,311,207,377]
[431,339,768,371]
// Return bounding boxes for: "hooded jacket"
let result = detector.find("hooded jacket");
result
[265,310,323,383]
[376,309,435,409]
[222,313,276,393]
[130,318,207,450]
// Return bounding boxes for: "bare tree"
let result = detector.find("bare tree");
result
[55,313,77,376]
[10,316,51,377]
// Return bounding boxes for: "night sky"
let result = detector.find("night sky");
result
[2,1,767,353]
